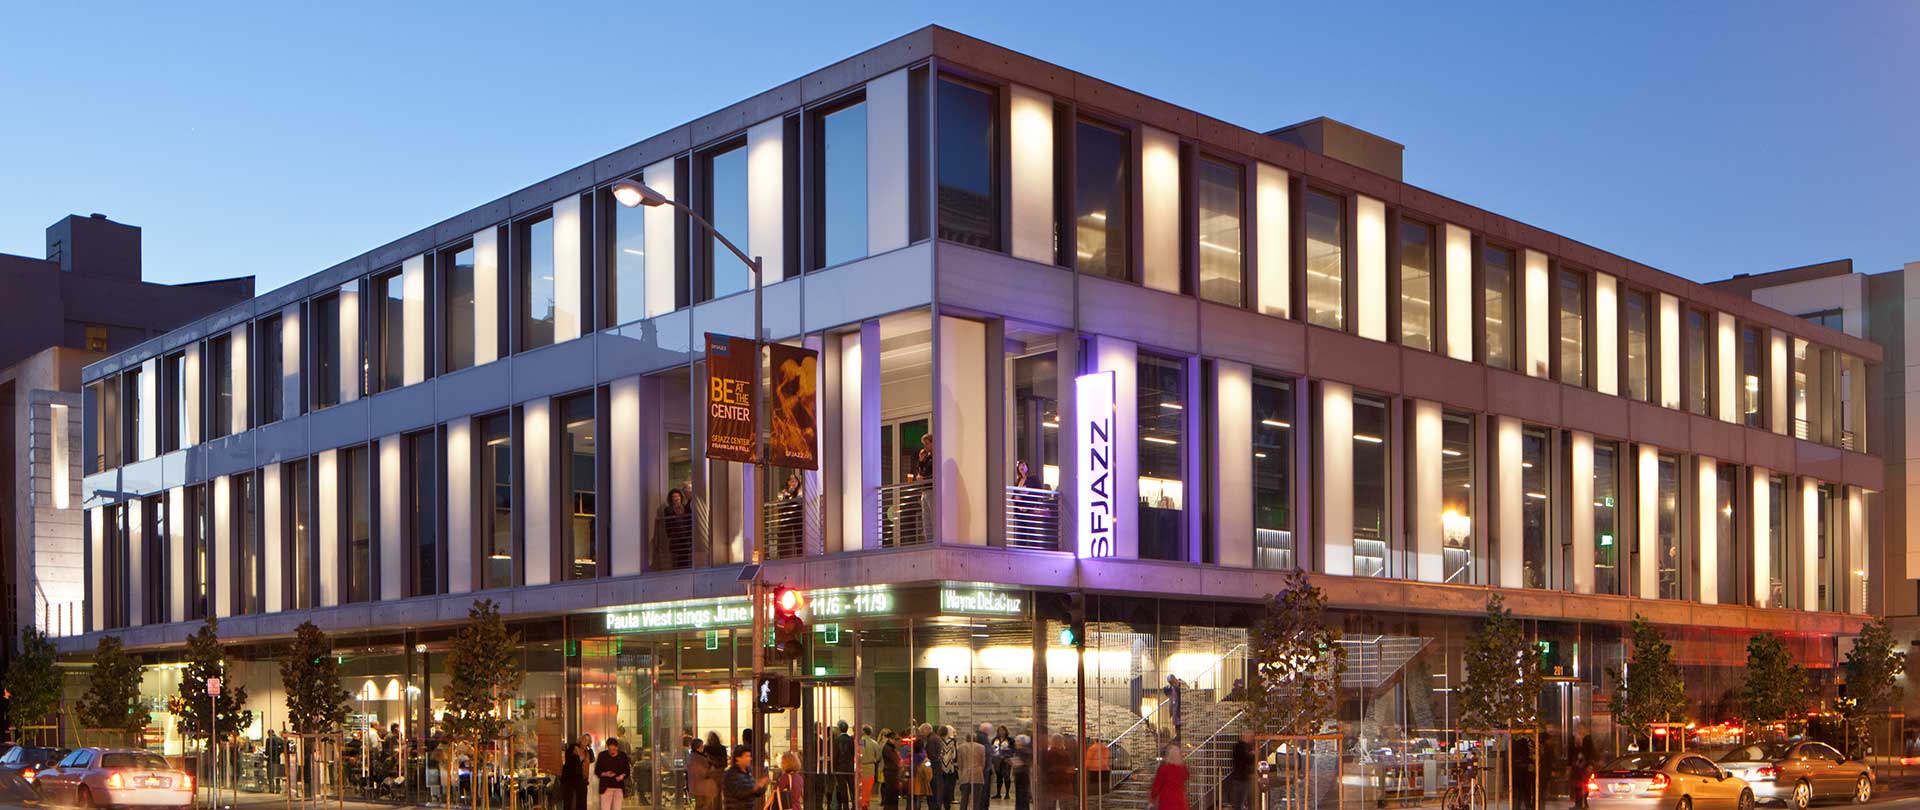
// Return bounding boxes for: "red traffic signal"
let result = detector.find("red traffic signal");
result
[774,584,806,616]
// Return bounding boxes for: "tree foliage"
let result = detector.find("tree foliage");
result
[1843,618,1905,718]
[1610,616,1687,743]
[173,618,252,740]
[3,627,63,741]
[1247,568,1346,736]
[77,635,150,743]
[1459,595,1543,731]
[1740,633,1808,725]
[441,599,525,746]
[280,622,351,737]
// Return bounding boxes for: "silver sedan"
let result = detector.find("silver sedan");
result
[34,748,194,809]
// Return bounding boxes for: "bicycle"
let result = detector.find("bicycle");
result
[1440,754,1484,810]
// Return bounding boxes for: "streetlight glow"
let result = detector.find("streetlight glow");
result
[610,178,669,208]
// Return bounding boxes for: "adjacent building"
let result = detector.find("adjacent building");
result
[0,213,252,668]
[70,26,1887,809]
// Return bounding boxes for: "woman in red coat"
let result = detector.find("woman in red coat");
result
[1147,744,1189,810]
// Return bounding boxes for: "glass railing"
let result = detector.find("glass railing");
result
[1004,485,1059,550]
[762,497,806,559]
[878,480,933,547]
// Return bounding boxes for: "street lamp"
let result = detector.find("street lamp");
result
[610,176,773,769]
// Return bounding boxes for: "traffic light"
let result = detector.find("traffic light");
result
[755,673,802,713]
[770,584,808,663]
[1060,592,1087,648]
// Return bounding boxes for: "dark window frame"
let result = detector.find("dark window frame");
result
[805,89,870,273]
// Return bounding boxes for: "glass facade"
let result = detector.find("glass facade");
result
[1352,395,1388,577]
[1520,427,1550,589]
[481,412,516,590]
[376,269,405,392]
[1303,189,1345,330]
[1482,246,1514,370]
[1622,290,1651,402]
[313,293,341,408]
[522,214,558,350]
[445,244,477,371]
[704,145,751,300]
[1685,310,1711,416]
[1592,441,1620,595]
[612,188,648,325]
[1399,220,1433,351]
[1074,121,1129,280]
[286,459,313,610]
[937,79,998,250]
[1136,353,1186,562]
[1557,268,1585,386]
[346,445,372,604]
[1440,412,1474,584]
[1252,374,1293,570]
[1656,453,1681,600]
[562,393,599,581]
[1194,157,1243,306]
[816,99,868,270]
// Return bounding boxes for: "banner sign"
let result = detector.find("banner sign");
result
[1075,371,1117,558]
[767,343,820,470]
[704,333,757,463]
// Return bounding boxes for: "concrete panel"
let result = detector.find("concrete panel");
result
[1079,277,1200,355]
[1307,329,1400,394]
[866,69,911,255]
[1484,370,1561,426]
[1198,305,1307,377]
[1401,352,1487,414]
[1562,386,1630,441]
[936,246,1074,331]
[365,384,438,439]
[804,242,934,331]
[511,338,598,403]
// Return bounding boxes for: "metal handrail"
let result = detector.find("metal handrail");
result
[1004,485,1059,550]
[654,513,695,570]
[762,497,806,559]
[878,479,933,547]
[1105,643,1250,762]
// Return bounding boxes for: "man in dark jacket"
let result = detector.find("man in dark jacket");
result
[595,738,633,810]
[725,744,770,810]
[833,721,858,810]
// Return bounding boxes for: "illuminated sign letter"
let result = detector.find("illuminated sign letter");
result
[1076,371,1117,558]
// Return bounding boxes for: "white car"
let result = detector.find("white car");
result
[35,748,194,809]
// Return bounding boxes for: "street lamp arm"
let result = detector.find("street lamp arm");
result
[658,198,761,279]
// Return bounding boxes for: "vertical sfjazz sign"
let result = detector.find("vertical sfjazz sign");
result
[1076,371,1117,558]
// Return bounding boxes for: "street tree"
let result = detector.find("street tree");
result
[441,599,524,810]
[280,621,351,805]
[3,627,64,743]
[1460,595,1543,731]
[1840,618,1905,755]
[1246,568,1346,737]
[1610,616,1687,747]
[76,635,150,745]
[1740,633,1808,730]
[173,618,253,741]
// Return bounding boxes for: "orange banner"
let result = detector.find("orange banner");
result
[768,343,819,470]
[704,333,757,463]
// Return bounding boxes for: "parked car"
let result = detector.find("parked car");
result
[1718,741,1874,808]
[34,748,193,809]
[0,745,69,784]
[1588,751,1755,810]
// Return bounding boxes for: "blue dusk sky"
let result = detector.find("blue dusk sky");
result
[1,1,1914,293]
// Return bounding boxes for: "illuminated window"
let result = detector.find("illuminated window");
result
[373,268,405,392]
[1352,394,1389,577]
[284,459,313,610]
[1623,290,1652,402]
[1716,464,1740,604]
[1195,156,1244,307]
[344,445,372,604]
[1656,453,1681,599]
[518,213,557,350]
[443,243,477,371]
[562,394,598,581]
[1520,426,1550,589]
[1253,374,1294,570]
[1557,269,1586,386]
[1074,121,1130,280]
[1482,246,1515,370]
[1303,189,1345,330]
[85,324,108,352]
[1136,353,1187,562]
[481,412,516,589]
[1593,441,1620,595]
[1685,309,1712,416]
[1440,411,1475,584]
[1398,220,1434,351]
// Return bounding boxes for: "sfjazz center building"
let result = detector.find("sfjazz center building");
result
[69,25,1886,810]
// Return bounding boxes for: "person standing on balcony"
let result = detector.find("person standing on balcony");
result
[1013,460,1031,488]
[1147,744,1188,810]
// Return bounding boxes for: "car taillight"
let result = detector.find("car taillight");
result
[20,769,33,782]
[106,772,123,789]
[178,773,194,792]
[1651,773,1670,790]
[1757,766,1779,779]
[1586,780,1600,795]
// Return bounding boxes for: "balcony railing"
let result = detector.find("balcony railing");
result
[878,479,933,547]
[653,512,695,571]
[762,497,806,559]
[1004,485,1059,550]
